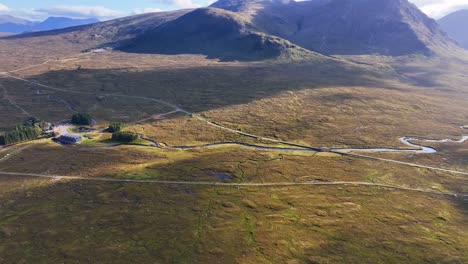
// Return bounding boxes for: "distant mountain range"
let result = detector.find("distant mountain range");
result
[0,15,99,33]
[438,10,468,50]
[4,0,465,61]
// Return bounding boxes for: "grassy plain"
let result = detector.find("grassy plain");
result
[0,175,466,263]
[2,51,467,148]
[0,35,467,263]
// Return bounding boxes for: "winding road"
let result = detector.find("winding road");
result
[0,170,464,197]
[2,70,467,154]
[1,56,468,179]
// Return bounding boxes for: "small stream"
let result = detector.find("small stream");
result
[333,126,468,154]
[57,125,467,155]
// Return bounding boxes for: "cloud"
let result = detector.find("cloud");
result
[133,7,163,15]
[0,3,9,12]
[35,5,124,19]
[153,0,200,8]
[409,0,468,18]
[0,5,45,21]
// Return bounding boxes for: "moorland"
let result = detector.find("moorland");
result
[0,0,467,263]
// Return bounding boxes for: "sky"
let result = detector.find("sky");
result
[0,0,467,21]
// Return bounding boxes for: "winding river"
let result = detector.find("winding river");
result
[4,70,466,156]
[333,125,468,154]
[58,125,468,155]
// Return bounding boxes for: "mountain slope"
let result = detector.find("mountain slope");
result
[0,10,194,69]
[211,0,456,56]
[2,0,461,61]
[0,15,99,34]
[7,10,191,43]
[0,15,33,33]
[120,8,315,61]
[438,10,468,49]
[32,17,100,32]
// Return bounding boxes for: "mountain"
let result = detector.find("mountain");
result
[0,15,33,33]
[121,8,314,61]
[0,15,99,33]
[211,0,455,56]
[438,10,468,49]
[4,0,461,60]
[118,0,457,60]
[32,17,100,32]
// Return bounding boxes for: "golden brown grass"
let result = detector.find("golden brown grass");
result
[0,38,467,263]
[0,176,466,263]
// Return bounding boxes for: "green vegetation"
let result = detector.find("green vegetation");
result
[0,125,42,145]
[24,117,50,131]
[111,131,139,142]
[0,175,466,263]
[71,113,93,126]
[108,122,124,133]
[0,20,467,263]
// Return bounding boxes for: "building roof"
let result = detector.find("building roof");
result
[58,134,82,144]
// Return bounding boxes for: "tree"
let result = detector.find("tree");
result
[71,113,92,125]
[108,122,124,133]
[0,125,41,145]
[112,131,139,143]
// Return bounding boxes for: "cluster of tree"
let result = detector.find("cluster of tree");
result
[25,117,50,131]
[71,113,93,125]
[0,125,42,145]
[111,131,139,143]
[108,122,124,133]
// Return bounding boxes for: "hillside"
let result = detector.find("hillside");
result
[120,8,314,61]
[0,10,192,69]
[1,0,461,61]
[438,10,468,49]
[120,0,458,60]
[0,1,467,263]
[211,0,456,55]
[0,15,33,33]
[32,17,100,32]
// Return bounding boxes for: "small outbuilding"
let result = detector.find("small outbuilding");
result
[57,134,82,144]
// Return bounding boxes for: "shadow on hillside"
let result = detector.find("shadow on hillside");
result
[9,60,401,114]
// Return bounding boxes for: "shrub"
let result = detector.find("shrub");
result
[0,125,41,145]
[112,131,139,142]
[71,113,92,125]
[108,122,124,133]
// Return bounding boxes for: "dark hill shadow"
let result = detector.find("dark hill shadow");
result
[12,59,400,114]
[117,8,312,62]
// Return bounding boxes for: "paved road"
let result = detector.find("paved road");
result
[0,170,464,197]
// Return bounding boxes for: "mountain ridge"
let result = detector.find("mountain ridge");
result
[1,0,464,61]
[210,0,455,55]
[120,7,317,61]
[438,10,468,50]
[0,15,100,34]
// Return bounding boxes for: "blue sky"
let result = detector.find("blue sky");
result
[0,0,212,20]
[0,0,467,21]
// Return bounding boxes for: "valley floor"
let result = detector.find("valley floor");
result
[0,50,467,263]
